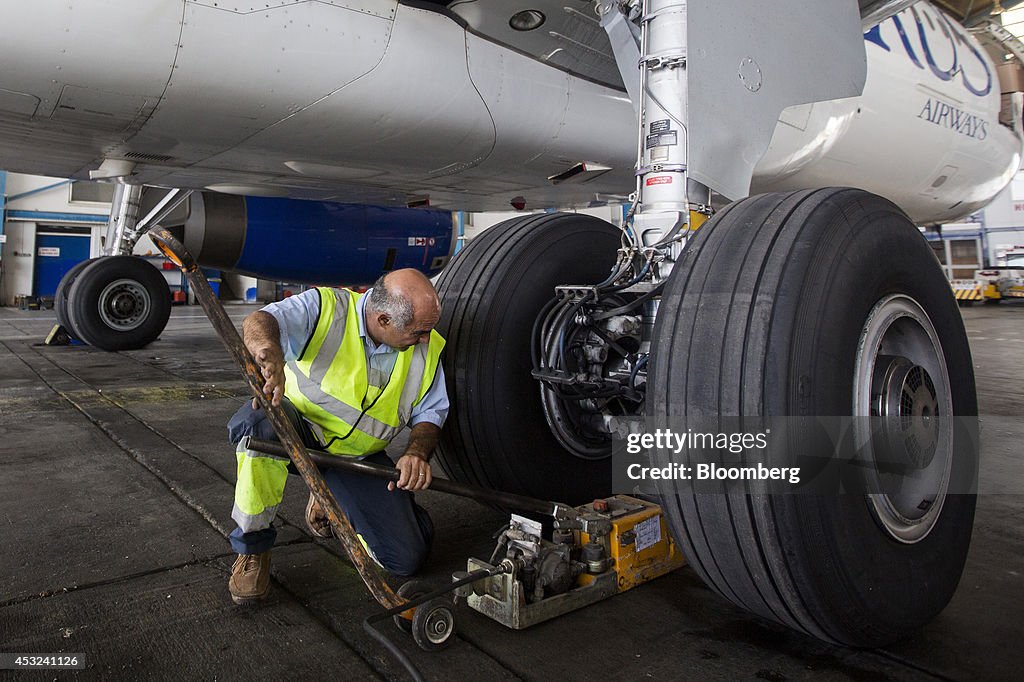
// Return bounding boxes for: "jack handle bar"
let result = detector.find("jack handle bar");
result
[241,436,576,521]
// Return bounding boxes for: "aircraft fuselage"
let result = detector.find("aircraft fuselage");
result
[0,1,1018,222]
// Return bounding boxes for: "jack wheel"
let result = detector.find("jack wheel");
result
[411,597,456,652]
[393,579,430,634]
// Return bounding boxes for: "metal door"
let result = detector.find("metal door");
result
[33,231,91,298]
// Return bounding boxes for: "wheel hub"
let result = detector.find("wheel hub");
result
[534,291,647,460]
[97,278,151,332]
[855,294,953,544]
[872,355,939,471]
[424,608,452,644]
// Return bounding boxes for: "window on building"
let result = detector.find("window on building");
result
[69,181,115,205]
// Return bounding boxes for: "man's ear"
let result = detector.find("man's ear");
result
[378,313,391,328]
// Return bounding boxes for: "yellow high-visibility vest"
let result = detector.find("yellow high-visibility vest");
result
[283,287,445,455]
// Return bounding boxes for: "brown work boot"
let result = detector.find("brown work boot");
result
[305,492,334,538]
[229,552,271,605]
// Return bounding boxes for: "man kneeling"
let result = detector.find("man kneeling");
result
[225,269,447,604]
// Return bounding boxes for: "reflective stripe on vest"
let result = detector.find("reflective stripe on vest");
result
[283,288,445,456]
[232,446,289,533]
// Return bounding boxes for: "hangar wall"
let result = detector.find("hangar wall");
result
[0,173,109,306]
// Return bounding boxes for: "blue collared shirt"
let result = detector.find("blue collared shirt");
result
[262,287,449,428]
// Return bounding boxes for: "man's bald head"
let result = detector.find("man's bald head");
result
[365,269,441,350]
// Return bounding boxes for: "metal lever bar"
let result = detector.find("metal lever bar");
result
[147,226,404,610]
[242,436,576,521]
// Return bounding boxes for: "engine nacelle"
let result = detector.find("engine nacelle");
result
[180,192,455,285]
[753,3,1024,225]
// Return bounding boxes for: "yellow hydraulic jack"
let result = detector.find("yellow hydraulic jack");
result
[149,226,684,678]
[459,495,684,630]
[238,438,685,631]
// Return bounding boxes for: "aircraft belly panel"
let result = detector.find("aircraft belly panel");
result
[127,1,396,165]
[461,33,635,188]
[0,1,181,119]
[0,0,183,176]
[197,5,495,185]
[186,0,396,21]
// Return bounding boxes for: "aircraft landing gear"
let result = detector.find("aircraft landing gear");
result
[62,255,172,350]
[432,0,977,650]
[54,184,190,350]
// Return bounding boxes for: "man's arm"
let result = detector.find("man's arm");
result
[391,423,441,492]
[391,359,448,491]
[243,288,321,408]
[243,310,287,407]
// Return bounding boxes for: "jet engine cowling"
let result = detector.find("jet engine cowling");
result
[180,192,455,285]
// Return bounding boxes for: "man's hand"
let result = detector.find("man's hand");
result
[389,423,441,492]
[252,345,286,407]
[243,311,287,407]
[391,453,432,491]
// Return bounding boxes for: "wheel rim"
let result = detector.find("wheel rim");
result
[854,294,953,544]
[96,278,152,332]
[423,606,453,645]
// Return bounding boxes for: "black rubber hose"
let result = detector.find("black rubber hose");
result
[538,298,572,369]
[603,257,651,294]
[592,284,665,321]
[630,355,650,390]
[363,624,426,682]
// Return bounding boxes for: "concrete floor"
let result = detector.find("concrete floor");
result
[0,302,1020,681]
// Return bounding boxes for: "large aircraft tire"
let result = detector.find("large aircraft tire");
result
[55,258,97,339]
[434,212,621,503]
[648,188,977,647]
[66,256,172,351]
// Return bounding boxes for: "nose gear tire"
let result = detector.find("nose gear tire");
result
[66,255,172,351]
